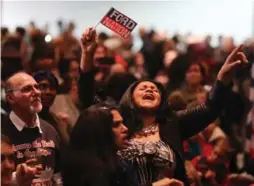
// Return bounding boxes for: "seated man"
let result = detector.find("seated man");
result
[2,72,62,186]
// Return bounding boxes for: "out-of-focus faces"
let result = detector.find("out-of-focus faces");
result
[37,79,57,108]
[68,60,80,80]
[154,72,169,88]
[94,45,107,62]
[135,52,145,66]
[1,142,15,186]
[185,64,202,86]
[110,64,126,75]
[36,58,54,71]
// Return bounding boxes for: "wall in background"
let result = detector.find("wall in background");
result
[2,1,253,48]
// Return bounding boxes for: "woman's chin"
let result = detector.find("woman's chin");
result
[138,104,159,112]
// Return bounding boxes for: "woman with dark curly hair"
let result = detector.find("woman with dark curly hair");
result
[78,27,248,186]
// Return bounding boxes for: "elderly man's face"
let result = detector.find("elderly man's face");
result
[6,73,42,114]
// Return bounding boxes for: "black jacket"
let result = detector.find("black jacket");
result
[78,71,232,185]
[62,151,138,186]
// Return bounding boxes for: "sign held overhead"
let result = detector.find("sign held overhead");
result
[100,7,137,39]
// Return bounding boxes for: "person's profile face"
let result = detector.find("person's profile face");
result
[135,52,144,66]
[111,109,129,149]
[94,46,107,62]
[132,81,161,112]
[1,142,15,186]
[68,60,80,80]
[7,74,42,114]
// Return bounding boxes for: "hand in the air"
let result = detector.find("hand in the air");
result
[217,44,248,85]
[16,159,43,186]
[80,27,97,53]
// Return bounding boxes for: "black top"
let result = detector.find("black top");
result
[118,140,176,185]
[78,70,232,185]
[61,147,138,186]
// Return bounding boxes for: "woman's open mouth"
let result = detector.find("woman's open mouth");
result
[142,94,155,101]
[122,135,129,145]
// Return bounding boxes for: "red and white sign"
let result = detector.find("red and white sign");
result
[100,7,137,39]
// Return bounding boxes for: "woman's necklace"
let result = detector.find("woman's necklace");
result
[136,124,159,137]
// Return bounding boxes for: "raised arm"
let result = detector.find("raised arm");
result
[78,27,97,109]
[80,27,97,73]
[177,45,248,139]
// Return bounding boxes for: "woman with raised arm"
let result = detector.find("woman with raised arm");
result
[78,27,248,186]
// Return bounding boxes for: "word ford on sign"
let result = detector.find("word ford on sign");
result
[100,7,137,38]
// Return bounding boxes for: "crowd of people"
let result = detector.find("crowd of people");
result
[1,20,254,186]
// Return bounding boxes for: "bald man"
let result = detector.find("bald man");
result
[5,72,43,119]
[2,72,62,186]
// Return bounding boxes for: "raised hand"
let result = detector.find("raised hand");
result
[80,27,97,53]
[217,44,248,85]
[80,27,98,72]
[16,160,43,186]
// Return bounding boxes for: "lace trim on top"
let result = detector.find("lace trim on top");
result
[118,140,175,167]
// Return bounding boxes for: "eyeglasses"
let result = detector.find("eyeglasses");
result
[7,84,41,93]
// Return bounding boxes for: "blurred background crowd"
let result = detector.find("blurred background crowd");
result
[1,1,254,186]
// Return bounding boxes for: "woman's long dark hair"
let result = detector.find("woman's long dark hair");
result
[119,80,176,137]
[62,103,119,186]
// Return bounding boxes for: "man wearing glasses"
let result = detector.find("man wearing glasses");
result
[2,71,62,186]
